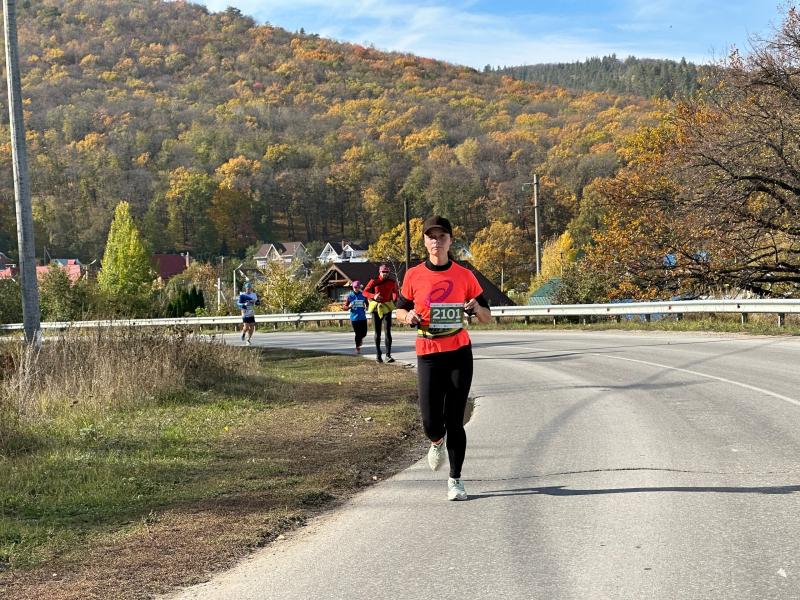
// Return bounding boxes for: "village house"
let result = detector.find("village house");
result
[38,259,83,283]
[317,241,368,264]
[253,242,309,268]
[0,257,84,282]
[152,252,191,282]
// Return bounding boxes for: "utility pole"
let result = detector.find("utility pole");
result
[533,174,541,277]
[403,196,411,276]
[4,0,40,344]
[522,175,542,278]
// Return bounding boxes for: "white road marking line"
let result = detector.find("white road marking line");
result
[589,353,800,408]
[474,344,800,408]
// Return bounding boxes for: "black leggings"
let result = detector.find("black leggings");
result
[372,313,392,355]
[352,319,368,347]
[417,344,473,479]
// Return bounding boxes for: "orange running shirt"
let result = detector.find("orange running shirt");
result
[400,261,483,356]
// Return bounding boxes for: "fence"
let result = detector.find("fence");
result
[1,299,799,331]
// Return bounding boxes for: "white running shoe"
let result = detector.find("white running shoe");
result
[427,440,445,471]
[246,339,252,346]
[447,478,467,501]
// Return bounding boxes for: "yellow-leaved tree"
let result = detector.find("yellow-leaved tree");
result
[531,231,579,291]
[367,218,465,263]
[367,218,425,262]
[469,221,530,291]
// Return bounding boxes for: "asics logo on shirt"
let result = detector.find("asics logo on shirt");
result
[426,280,454,306]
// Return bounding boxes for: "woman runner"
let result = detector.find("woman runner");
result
[394,216,491,500]
[343,280,368,354]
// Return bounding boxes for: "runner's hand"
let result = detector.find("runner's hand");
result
[464,298,479,314]
[405,310,421,325]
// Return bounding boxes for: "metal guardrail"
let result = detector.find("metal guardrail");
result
[491,299,800,318]
[1,299,799,332]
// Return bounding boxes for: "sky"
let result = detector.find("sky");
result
[197,1,784,69]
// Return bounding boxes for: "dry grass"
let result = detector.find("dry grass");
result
[1,328,254,421]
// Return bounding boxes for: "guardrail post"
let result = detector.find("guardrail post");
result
[741,313,748,325]
[615,315,621,323]
[645,314,651,323]
[676,314,683,321]
[552,316,557,326]
[778,313,786,328]
[524,316,530,325]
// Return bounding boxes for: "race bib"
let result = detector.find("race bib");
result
[351,300,365,309]
[429,303,464,329]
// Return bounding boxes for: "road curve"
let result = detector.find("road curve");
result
[166,330,800,600]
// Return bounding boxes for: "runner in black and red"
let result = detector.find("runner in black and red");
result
[394,215,492,501]
[363,264,398,363]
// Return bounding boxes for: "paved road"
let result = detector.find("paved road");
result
[167,330,800,599]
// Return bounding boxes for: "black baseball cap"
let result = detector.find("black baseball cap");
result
[422,215,453,236]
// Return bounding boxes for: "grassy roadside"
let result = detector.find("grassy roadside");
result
[0,335,422,600]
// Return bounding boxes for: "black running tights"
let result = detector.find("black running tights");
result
[372,312,392,355]
[352,319,368,347]
[416,344,473,479]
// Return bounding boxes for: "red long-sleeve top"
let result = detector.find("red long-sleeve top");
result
[363,277,398,302]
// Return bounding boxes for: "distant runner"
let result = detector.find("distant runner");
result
[364,263,398,363]
[394,216,491,501]
[238,281,259,345]
[343,280,368,354]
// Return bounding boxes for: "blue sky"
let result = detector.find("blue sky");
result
[198,1,784,68]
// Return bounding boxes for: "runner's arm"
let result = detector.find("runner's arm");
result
[464,294,491,324]
[362,279,376,299]
[395,294,420,325]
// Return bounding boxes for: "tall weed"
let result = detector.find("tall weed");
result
[0,328,256,453]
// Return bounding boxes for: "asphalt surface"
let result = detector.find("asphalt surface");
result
[166,329,800,600]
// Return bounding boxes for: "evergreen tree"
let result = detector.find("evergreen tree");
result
[98,202,154,315]
[192,285,205,311]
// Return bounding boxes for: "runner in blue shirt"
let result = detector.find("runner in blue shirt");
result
[343,280,368,354]
[238,281,259,345]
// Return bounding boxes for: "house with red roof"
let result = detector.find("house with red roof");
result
[152,253,191,282]
[37,259,83,283]
[0,258,84,282]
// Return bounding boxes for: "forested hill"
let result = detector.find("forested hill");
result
[0,0,661,263]
[492,56,712,99]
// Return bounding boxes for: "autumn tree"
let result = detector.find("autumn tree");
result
[470,221,531,291]
[664,8,800,296]
[368,218,425,262]
[533,231,578,286]
[164,167,218,254]
[258,261,324,313]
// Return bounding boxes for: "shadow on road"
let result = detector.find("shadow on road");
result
[471,483,800,499]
